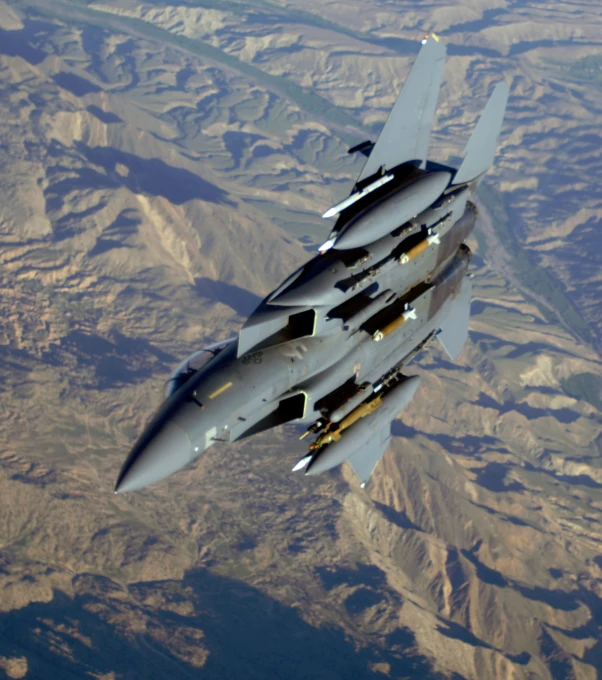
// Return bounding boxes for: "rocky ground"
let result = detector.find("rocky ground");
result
[0,1,601,678]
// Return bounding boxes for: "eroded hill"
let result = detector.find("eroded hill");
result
[1,1,601,679]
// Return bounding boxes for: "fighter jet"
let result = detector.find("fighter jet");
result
[115,36,508,493]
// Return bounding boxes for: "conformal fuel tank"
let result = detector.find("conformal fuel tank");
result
[333,171,451,250]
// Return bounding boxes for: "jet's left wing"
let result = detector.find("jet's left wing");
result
[357,36,447,182]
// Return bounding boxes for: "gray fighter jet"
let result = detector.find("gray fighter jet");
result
[115,35,508,493]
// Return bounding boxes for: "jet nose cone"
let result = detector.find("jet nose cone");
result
[115,421,193,494]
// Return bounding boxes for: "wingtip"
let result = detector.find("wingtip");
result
[421,31,441,44]
[492,80,510,108]
[420,32,446,54]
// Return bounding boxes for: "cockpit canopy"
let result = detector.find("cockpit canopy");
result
[164,350,214,398]
[164,338,235,398]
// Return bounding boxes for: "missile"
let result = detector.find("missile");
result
[303,376,421,476]
[332,172,451,250]
[322,173,395,219]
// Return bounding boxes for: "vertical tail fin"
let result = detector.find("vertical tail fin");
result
[357,36,447,182]
[453,81,509,186]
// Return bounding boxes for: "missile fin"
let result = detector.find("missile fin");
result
[436,276,472,359]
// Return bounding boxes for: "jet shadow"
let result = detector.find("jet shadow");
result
[52,330,175,389]
[74,143,233,207]
[195,278,261,317]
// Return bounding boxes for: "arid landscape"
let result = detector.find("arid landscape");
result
[0,0,601,678]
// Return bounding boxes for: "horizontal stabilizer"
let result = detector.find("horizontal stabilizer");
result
[358,37,447,182]
[437,276,472,359]
[347,425,390,486]
[453,82,509,185]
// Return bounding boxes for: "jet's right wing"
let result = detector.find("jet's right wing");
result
[357,36,447,182]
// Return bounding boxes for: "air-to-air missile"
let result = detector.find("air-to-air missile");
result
[115,35,509,494]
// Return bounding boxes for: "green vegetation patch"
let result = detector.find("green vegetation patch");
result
[561,372,602,412]
[567,54,602,85]
[544,54,602,89]
[233,94,265,123]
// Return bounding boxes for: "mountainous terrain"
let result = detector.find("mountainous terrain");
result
[1,1,601,678]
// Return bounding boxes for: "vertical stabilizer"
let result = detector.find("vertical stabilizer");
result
[357,36,447,182]
[453,81,509,185]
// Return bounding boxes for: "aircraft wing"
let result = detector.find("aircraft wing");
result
[357,36,447,182]
[347,425,391,486]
